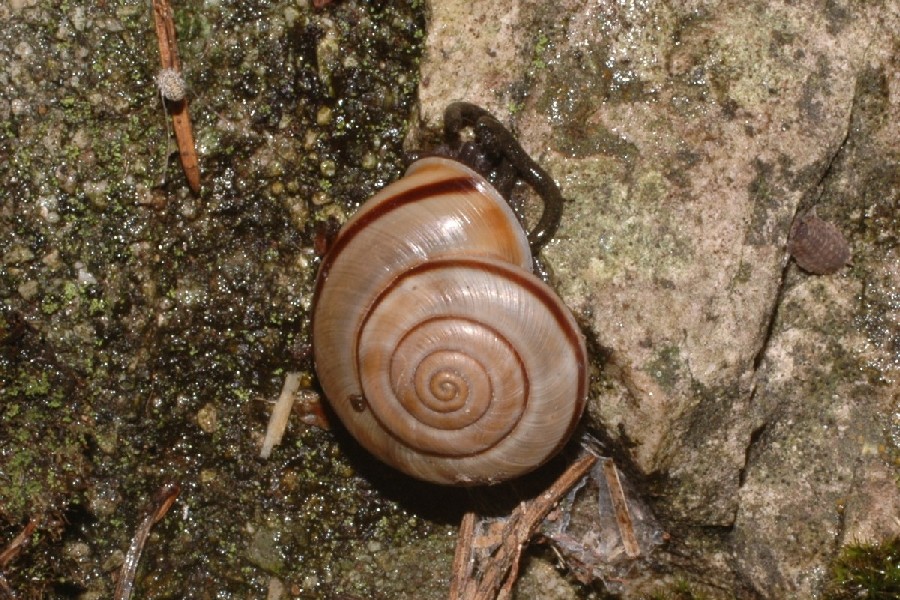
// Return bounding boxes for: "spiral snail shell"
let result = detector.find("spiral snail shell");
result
[311,105,588,485]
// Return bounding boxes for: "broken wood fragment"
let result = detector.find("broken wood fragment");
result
[0,517,39,570]
[260,372,301,458]
[114,482,180,600]
[449,453,598,600]
[601,457,640,558]
[151,0,201,194]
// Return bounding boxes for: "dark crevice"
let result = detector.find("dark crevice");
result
[751,257,790,373]
[751,83,856,375]
[799,109,853,212]
[796,70,856,213]
[738,423,767,487]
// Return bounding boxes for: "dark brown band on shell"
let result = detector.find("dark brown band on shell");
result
[315,175,479,290]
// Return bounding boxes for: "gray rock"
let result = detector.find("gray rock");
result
[413,1,899,597]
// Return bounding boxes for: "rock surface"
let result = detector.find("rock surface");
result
[413,0,899,597]
[0,2,446,598]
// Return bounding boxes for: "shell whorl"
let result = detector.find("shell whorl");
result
[355,258,587,484]
[312,158,588,485]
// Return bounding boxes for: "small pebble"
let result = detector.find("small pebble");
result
[196,402,218,433]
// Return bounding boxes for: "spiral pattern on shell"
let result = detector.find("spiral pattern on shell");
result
[312,158,588,485]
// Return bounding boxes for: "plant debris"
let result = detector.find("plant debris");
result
[113,483,181,600]
[449,453,598,600]
[151,0,201,194]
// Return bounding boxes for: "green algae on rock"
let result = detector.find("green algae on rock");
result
[0,0,444,597]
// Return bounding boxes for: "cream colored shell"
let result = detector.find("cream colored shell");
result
[312,157,587,485]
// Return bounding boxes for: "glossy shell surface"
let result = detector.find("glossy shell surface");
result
[312,158,588,485]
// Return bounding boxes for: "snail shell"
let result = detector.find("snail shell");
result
[312,157,588,485]
[787,210,850,275]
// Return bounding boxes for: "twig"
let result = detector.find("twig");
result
[151,0,201,194]
[449,511,477,599]
[601,458,640,558]
[113,482,180,600]
[0,516,40,599]
[0,574,14,600]
[0,517,39,569]
[260,372,301,458]
[450,453,598,600]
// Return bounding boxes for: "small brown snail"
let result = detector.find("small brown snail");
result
[312,103,588,485]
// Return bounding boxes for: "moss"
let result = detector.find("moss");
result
[823,538,900,600]
[0,0,438,597]
[733,260,753,285]
[0,354,88,525]
[530,31,551,70]
[648,579,710,600]
[647,344,684,391]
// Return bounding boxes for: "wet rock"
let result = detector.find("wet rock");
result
[413,0,899,597]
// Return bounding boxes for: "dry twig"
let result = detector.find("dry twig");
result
[260,372,301,458]
[450,453,598,600]
[449,511,477,599]
[151,0,201,194]
[601,458,640,558]
[0,517,40,599]
[0,575,13,600]
[0,517,39,570]
[113,482,180,600]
